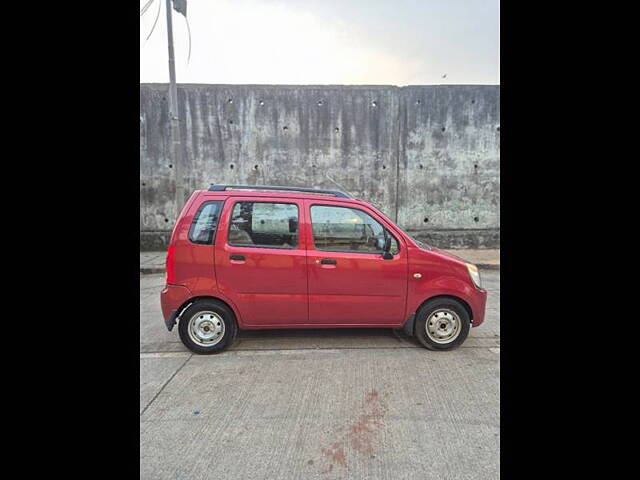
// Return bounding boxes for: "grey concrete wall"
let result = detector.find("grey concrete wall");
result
[140,84,499,250]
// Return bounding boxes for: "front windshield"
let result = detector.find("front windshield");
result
[364,201,432,250]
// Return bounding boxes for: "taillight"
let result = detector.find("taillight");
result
[166,245,175,284]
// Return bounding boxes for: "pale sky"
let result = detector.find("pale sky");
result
[140,0,499,85]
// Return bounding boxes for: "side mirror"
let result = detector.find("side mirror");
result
[382,235,393,259]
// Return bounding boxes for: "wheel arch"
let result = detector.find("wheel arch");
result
[404,294,473,336]
[174,295,241,328]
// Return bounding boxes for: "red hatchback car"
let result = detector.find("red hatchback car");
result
[160,184,487,354]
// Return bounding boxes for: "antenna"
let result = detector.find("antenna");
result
[325,174,355,199]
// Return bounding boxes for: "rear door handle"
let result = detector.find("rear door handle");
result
[230,254,245,261]
[320,258,337,265]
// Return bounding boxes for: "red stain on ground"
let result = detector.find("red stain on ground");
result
[322,443,347,467]
[318,389,389,475]
[349,389,389,455]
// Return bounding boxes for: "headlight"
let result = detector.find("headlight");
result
[466,263,482,289]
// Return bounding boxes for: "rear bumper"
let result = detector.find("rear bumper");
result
[160,284,192,331]
[470,287,488,327]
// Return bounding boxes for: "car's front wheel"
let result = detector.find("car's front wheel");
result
[414,297,470,350]
[178,300,237,354]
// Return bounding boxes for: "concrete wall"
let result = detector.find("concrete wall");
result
[140,84,499,250]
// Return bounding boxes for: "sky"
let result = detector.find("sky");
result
[140,0,499,85]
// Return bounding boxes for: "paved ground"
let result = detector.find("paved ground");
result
[140,271,500,479]
[140,251,167,274]
[140,249,500,274]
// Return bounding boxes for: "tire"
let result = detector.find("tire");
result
[178,299,237,354]
[414,297,470,351]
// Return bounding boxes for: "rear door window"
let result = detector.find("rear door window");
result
[228,202,299,249]
[189,201,223,244]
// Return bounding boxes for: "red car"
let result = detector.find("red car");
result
[161,184,487,354]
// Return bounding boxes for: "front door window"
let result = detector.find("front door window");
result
[310,205,398,254]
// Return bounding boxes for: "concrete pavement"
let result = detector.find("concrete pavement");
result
[140,251,167,274]
[140,271,500,479]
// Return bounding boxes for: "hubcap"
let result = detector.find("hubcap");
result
[425,309,461,344]
[188,311,225,347]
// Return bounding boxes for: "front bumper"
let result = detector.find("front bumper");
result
[470,288,488,327]
[160,284,192,331]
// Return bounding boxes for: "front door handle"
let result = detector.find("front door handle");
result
[320,258,337,265]
[230,254,246,261]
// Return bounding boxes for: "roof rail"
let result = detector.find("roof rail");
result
[208,184,352,198]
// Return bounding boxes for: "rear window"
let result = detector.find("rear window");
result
[189,201,222,244]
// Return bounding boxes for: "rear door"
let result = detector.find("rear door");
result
[215,196,308,327]
[304,200,408,326]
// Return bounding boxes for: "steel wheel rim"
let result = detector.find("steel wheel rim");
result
[188,311,225,347]
[425,309,462,344]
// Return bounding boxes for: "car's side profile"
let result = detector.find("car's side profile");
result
[160,184,487,354]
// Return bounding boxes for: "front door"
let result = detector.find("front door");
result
[304,200,408,326]
[215,197,308,327]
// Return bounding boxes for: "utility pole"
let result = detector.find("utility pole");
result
[165,0,184,212]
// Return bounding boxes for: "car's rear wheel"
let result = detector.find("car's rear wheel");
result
[414,297,470,350]
[178,300,237,354]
